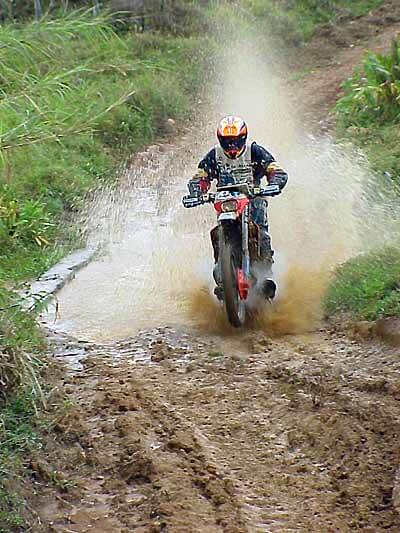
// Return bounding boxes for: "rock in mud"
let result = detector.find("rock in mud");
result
[120,450,155,483]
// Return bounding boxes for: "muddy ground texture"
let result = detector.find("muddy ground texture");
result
[23,3,400,532]
[30,326,400,532]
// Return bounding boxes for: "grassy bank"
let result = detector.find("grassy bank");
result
[0,14,205,282]
[0,11,209,529]
[245,0,384,44]
[326,249,400,320]
[326,38,400,321]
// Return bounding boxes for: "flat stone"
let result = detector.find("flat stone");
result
[18,247,97,311]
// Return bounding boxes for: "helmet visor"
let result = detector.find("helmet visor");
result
[219,135,246,154]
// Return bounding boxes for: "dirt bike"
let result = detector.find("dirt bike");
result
[183,180,280,328]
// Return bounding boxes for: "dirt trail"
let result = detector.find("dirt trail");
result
[30,5,400,532]
[290,0,400,126]
[34,326,400,532]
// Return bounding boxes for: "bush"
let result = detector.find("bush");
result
[337,38,400,127]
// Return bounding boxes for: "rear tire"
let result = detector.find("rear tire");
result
[220,238,245,328]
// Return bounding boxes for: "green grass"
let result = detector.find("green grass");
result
[326,249,400,320]
[326,39,400,322]
[0,288,46,400]
[0,390,42,532]
[245,0,383,43]
[0,14,205,277]
[0,491,25,532]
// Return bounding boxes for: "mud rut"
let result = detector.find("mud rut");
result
[39,322,400,532]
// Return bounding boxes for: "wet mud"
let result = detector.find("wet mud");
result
[33,326,400,532]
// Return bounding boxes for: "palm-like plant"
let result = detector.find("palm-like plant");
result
[337,38,400,126]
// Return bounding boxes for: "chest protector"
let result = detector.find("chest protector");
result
[215,142,254,185]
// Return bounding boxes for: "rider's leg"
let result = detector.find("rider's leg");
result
[250,199,276,299]
[250,199,274,267]
[210,227,223,299]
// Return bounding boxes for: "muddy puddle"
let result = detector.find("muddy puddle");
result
[40,34,379,343]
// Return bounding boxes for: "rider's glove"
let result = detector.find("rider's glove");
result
[188,169,210,197]
[266,162,288,191]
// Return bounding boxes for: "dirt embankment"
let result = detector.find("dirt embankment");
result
[21,3,400,532]
[289,0,400,126]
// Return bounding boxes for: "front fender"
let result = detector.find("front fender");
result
[218,213,238,222]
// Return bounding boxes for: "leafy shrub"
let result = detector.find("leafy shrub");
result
[0,197,53,248]
[337,38,400,127]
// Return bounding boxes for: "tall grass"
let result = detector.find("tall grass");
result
[0,12,206,400]
[0,289,46,400]
[0,12,204,271]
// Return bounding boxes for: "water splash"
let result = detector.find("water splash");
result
[43,27,384,341]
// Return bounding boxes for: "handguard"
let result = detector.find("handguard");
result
[182,193,215,208]
[258,184,281,197]
[182,195,203,208]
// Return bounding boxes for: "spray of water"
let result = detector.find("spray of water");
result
[44,22,385,341]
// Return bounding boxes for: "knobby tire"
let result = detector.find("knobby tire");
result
[220,238,245,328]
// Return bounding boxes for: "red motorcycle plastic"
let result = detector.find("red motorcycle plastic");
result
[183,181,280,327]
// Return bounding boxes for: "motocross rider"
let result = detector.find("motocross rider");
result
[187,116,288,299]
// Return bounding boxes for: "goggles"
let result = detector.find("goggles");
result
[219,135,246,153]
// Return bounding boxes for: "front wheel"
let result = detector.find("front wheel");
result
[220,238,246,328]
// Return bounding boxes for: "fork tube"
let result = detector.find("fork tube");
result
[242,205,250,278]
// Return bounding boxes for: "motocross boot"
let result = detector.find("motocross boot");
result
[213,263,224,301]
[260,248,277,300]
[262,278,277,300]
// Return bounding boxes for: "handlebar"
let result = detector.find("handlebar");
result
[182,184,281,208]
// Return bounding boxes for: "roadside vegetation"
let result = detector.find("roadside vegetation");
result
[0,0,397,527]
[326,37,400,321]
[246,0,384,44]
[0,8,208,529]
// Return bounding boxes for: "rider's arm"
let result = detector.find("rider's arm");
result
[266,161,288,191]
[251,143,288,191]
[187,148,216,195]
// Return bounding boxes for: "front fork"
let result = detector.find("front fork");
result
[215,208,251,300]
[242,205,250,279]
[237,205,251,300]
